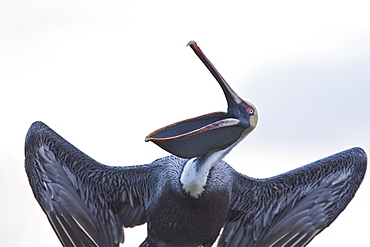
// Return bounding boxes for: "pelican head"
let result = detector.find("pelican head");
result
[145,40,258,159]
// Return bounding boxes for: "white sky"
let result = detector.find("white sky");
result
[1,0,369,246]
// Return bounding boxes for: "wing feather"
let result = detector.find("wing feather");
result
[219,147,367,247]
[25,121,158,246]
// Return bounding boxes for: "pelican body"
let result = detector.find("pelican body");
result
[25,41,367,247]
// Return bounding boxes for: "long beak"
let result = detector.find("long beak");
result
[187,40,243,109]
[145,41,248,159]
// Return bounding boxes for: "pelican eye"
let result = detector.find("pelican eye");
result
[246,106,254,115]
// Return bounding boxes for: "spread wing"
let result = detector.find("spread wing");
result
[25,121,159,247]
[219,147,367,247]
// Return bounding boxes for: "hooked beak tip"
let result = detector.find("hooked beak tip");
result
[145,136,151,142]
[187,40,197,47]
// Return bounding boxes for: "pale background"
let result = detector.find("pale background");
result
[1,0,369,246]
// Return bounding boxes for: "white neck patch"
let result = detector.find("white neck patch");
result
[180,145,236,198]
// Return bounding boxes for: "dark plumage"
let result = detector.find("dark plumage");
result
[25,121,366,246]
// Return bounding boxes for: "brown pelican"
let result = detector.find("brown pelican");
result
[25,41,367,247]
